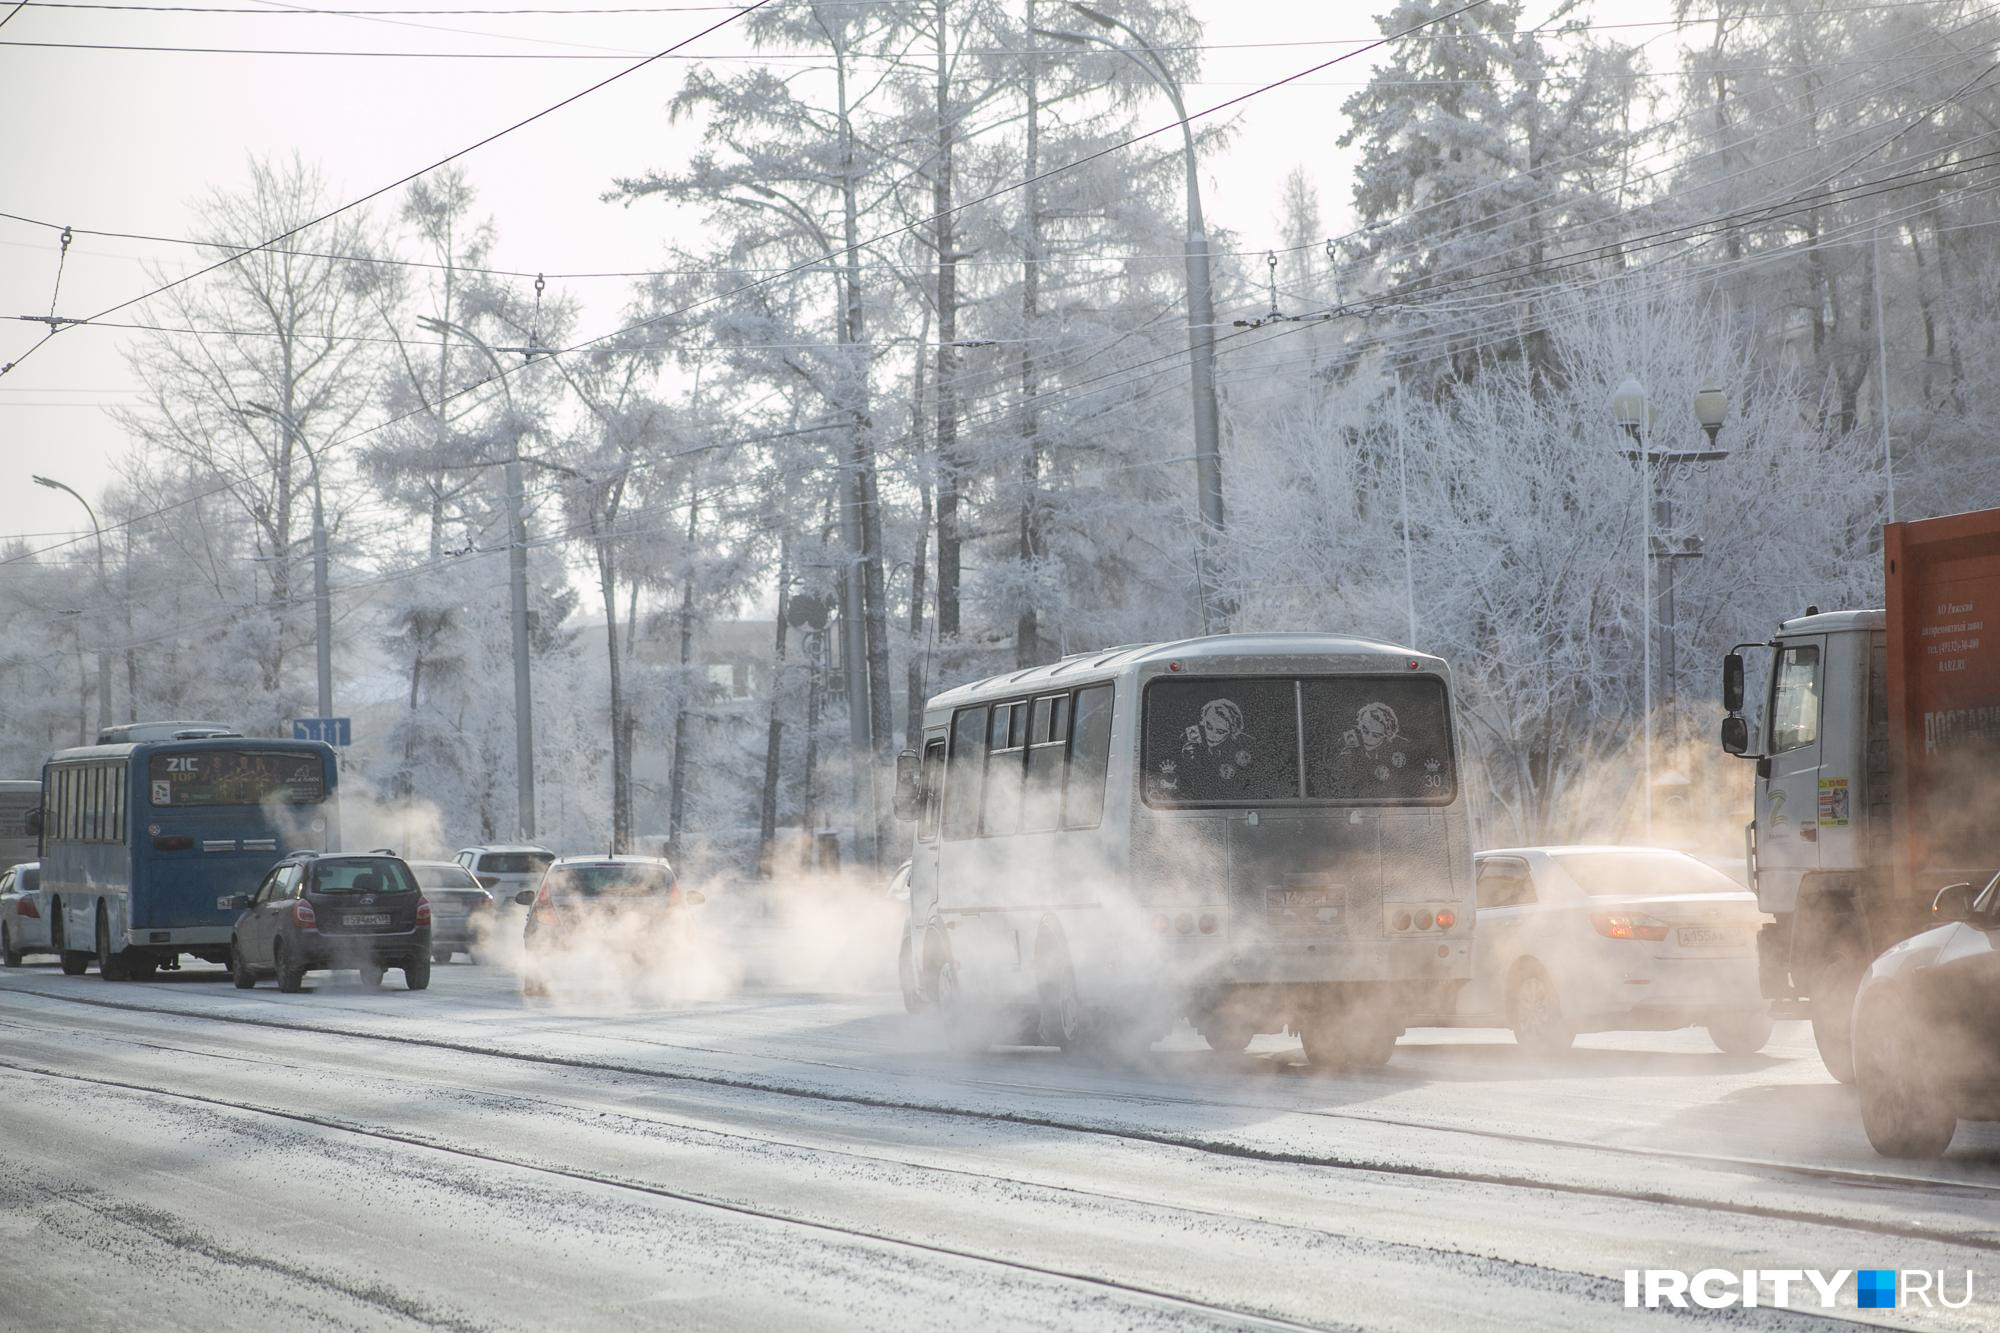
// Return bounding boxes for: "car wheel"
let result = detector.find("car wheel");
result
[403,953,431,991]
[1810,951,1865,1084]
[359,965,385,988]
[1509,963,1575,1056]
[2,922,19,968]
[431,947,452,966]
[231,940,257,989]
[1707,1010,1774,1055]
[96,902,129,981]
[275,939,307,993]
[1856,994,1957,1158]
[521,971,549,998]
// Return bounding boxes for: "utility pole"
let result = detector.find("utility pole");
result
[1040,3,1227,629]
[33,474,112,731]
[418,315,537,840]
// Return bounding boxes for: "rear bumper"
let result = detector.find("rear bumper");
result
[1576,954,1763,1023]
[295,927,431,968]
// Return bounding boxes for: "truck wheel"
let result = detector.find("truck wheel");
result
[1508,963,1575,1056]
[231,941,257,989]
[274,940,307,993]
[2,923,19,968]
[403,953,431,991]
[1707,1011,1774,1055]
[1856,994,1957,1158]
[1810,952,1865,1084]
[897,932,925,1015]
[96,902,129,982]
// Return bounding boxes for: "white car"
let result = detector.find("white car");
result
[1455,847,1772,1055]
[1,861,51,965]
[453,845,555,905]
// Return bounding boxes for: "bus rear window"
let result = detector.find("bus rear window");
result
[1301,678,1455,803]
[1142,679,1298,804]
[148,750,326,807]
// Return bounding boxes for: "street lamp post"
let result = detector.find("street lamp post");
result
[1040,3,1227,629]
[419,315,538,841]
[1612,378,1731,836]
[235,403,333,722]
[33,474,112,730]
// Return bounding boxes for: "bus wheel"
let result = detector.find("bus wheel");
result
[96,902,130,982]
[1,923,19,968]
[1201,1018,1254,1056]
[1507,964,1574,1057]
[897,932,926,1015]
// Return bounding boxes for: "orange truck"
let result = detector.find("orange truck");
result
[1719,507,2000,1080]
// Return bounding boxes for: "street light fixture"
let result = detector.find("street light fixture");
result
[33,473,112,732]
[417,314,538,841]
[1612,377,1732,836]
[1037,2,1227,630]
[233,402,334,724]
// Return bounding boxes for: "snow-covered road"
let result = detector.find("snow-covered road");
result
[2,953,1995,1331]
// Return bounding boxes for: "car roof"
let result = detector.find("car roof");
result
[406,859,475,870]
[549,854,673,867]
[461,844,554,854]
[1476,845,1697,860]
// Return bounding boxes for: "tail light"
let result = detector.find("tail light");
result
[1414,909,1435,930]
[1392,910,1412,931]
[292,899,317,929]
[1197,913,1218,935]
[1591,911,1669,941]
[535,880,552,907]
[416,896,432,926]
[1174,912,1194,935]
[1151,914,1169,934]
[15,899,38,919]
[1434,909,1456,930]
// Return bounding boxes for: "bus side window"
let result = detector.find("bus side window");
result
[1020,695,1068,833]
[1064,685,1115,830]
[943,706,988,841]
[917,739,946,842]
[982,702,1027,836]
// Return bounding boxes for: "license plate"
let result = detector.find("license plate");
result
[1271,889,1331,909]
[345,913,392,928]
[1677,925,1740,948]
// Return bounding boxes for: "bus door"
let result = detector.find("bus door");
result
[911,731,946,930]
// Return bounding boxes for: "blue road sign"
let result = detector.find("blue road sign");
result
[292,717,352,746]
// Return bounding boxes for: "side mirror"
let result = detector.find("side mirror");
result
[513,889,535,907]
[684,889,706,905]
[1720,715,1750,756]
[1932,882,1975,922]
[892,749,922,822]
[1722,652,1745,714]
[216,894,250,911]
[23,807,40,837]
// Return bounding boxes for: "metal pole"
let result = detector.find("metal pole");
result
[1394,375,1417,647]
[1657,488,1675,752]
[418,317,536,839]
[1873,231,1895,524]
[34,475,111,730]
[1640,426,1653,840]
[1054,7,1225,629]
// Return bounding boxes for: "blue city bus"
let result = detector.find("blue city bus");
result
[37,737,340,978]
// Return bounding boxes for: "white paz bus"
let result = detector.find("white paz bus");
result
[894,632,1475,1066]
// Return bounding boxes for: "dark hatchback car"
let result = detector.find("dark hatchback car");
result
[224,852,433,992]
[1853,873,2000,1157]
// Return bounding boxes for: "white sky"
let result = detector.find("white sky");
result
[0,0,1680,544]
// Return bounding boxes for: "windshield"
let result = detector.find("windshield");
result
[414,864,480,890]
[545,863,674,898]
[308,859,418,895]
[481,852,553,875]
[1552,852,1746,897]
[148,749,326,807]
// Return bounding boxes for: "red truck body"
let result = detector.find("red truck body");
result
[1883,509,2000,904]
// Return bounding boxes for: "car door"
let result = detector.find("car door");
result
[1468,857,1535,1020]
[238,867,280,964]
[249,866,297,964]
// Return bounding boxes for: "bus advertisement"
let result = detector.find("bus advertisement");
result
[897,633,1476,1067]
[37,737,340,978]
